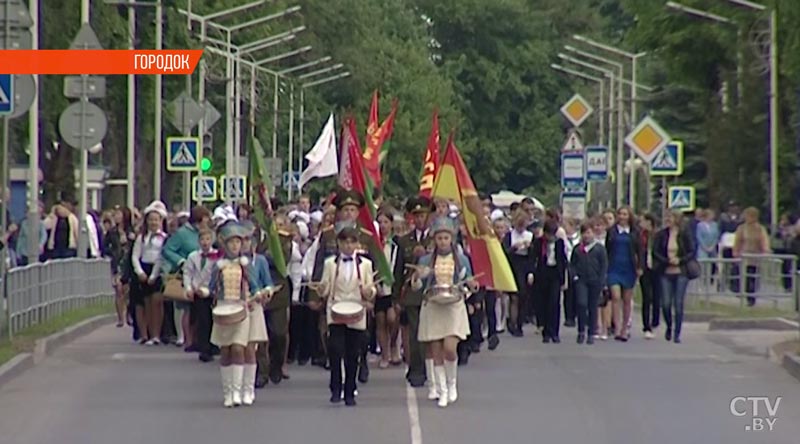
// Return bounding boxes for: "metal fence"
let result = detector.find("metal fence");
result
[688,254,799,312]
[2,258,114,338]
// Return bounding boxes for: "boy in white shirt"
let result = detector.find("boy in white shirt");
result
[183,227,220,362]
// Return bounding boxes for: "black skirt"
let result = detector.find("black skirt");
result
[130,262,163,306]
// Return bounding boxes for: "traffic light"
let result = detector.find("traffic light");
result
[202,132,213,172]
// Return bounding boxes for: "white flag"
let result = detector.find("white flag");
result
[299,114,339,190]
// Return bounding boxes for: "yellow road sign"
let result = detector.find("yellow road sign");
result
[560,94,593,127]
[625,116,671,163]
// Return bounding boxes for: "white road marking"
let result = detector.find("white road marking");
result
[406,383,423,444]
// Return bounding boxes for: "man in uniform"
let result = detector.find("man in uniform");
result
[254,215,293,388]
[394,196,433,387]
[310,189,381,383]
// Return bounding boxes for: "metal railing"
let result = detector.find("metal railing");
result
[2,258,114,338]
[688,254,799,313]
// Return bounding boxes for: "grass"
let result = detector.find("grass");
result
[0,303,114,367]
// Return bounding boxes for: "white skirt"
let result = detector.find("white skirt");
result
[211,314,250,347]
[247,305,269,343]
[418,299,470,342]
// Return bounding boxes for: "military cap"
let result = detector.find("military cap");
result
[405,196,433,214]
[334,190,365,209]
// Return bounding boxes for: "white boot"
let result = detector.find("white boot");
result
[444,360,458,403]
[435,367,448,408]
[242,364,257,406]
[231,365,244,406]
[425,359,438,400]
[221,366,233,408]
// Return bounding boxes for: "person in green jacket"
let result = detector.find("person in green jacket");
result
[161,206,211,347]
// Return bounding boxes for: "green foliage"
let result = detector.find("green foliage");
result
[18,0,800,217]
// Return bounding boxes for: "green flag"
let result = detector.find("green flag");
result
[249,136,288,277]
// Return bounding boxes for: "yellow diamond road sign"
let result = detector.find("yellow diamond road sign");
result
[625,116,671,163]
[560,94,593,127]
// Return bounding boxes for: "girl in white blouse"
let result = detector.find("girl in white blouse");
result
[131,201,168,345]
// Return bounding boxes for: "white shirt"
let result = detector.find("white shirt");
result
[131,231,166,279]
[546,240,557,266]
[85,215,100,258]
[565,232,580,260]
[510,229,533,255]
[414,229,429,242]
[339,255,357,281]
[289,241,304,303]
[183,248,218,291]
[617,225,630,234]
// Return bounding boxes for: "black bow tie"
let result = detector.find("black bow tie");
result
[342,257,354,262]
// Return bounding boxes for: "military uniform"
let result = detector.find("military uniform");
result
[395,196,434,387]
[255,226,293,387]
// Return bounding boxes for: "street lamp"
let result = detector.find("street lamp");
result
[573,35,647,209]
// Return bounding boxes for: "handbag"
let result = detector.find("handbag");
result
[162,272,188,301]
[686,259,701,280]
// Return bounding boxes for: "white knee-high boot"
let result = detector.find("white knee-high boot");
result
[425,359,438,400]
[434,366,448,408]
[220,366,233,408]
[444,360,458,403]
[242,364,257,405]
[231,365,244,406]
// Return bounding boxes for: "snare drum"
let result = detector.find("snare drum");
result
[424,284,463,305]
[212,302,247,325]
[330,301,365,324]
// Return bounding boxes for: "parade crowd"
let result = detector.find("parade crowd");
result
[4,191,786,409]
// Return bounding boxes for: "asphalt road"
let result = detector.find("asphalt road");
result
[1,321,799,444]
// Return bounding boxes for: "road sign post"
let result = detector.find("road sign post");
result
[192,176,218,202]
[585,145,609,182]
[167,92,204,210]
[561,190,587,221]
[561,152,586,189]
[220,175,248,201]
[59,23,107,258]
[625,116,671,208]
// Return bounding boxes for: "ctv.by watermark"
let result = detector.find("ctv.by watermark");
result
[729,396,782,432]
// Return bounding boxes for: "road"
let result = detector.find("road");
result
[1,322,799,444]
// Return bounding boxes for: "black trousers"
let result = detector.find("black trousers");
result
[404,305,426,384]
[191,297,213,355]
[563,281,576,325]
[575,280,601,336]
[485,290,498,337]
[328,324,362,399]
[289,304,315,362]
[538,268,562,339]
[640,269,661,332]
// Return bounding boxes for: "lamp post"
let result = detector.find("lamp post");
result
[573,35,647,209]
[558,53,624,207]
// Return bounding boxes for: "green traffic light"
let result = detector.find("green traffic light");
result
[201,157,212,172]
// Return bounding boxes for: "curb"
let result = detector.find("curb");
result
[684,312,722,323]
[708,317,798,331]
[782,353,800,383]
[0,314,115,388]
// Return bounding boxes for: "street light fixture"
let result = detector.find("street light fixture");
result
[256,45,313,65]
[298,63,344,80]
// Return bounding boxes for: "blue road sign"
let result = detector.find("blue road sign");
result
[192,177,218,202]
[561,152,586,189]
[283,171,300,189]
[650,141,684,176]
[220,175,247,201]
[668,186,695,212]
[0,74,13,115]
[585,145,609,181]
[166,136,201,171]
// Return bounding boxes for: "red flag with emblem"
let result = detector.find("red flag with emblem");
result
[362,92,397,188]
[418,110,440,198]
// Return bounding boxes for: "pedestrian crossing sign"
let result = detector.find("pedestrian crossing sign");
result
[668,186,695,212]
[166,137,201,171]
[0,74,13,115]
[220,175,247,201]
[650,141,683,176]
[192,177,218,202]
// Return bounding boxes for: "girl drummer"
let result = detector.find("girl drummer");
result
[315,226,376,407]
[208,222,269,408]
[411,216,478,408]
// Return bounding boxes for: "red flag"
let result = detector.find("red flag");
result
[418,110,441,198]
[344,118,394,284]
[338,120,354,190]
[432,134,517,293]
[363,94,397,188]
